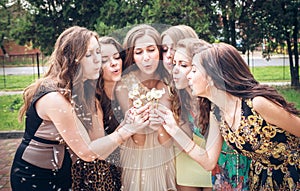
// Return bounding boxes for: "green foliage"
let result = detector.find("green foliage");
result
[0,94,24,131]
[251,0,299,86]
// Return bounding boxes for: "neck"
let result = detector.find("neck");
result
[136,70,160,89]
[103,81,116,100]
[207,89,237,114]
[136,70,159,81]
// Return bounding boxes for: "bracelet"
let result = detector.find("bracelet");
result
[116,129,126,143]
[185,142,196,154]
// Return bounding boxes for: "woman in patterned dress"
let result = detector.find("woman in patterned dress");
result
[71,36,125,190]
[153,42,300,190]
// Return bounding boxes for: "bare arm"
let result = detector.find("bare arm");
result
[152,103,223,170]
[153,82,173,145]
[36,92,148,162]
[253,96,300,137]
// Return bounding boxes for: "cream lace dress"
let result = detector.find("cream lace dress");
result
[119,72,176,191]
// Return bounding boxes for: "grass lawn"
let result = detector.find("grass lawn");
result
[0,65,299,131]
[0,94,24,131]
[250,66,291,82]
[0,74,39,90]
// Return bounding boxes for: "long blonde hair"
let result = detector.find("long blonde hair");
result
[19,26,100,129]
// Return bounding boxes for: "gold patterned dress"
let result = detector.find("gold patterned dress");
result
[219,99,300,191]
[118,72,176,191]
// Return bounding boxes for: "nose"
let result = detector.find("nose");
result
[143,51,150,61]
[186,70,192,80]
[172,64,179,74]
[110,58,118,67]
[166,49,173,59]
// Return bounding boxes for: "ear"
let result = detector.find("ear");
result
[207,76,214,87]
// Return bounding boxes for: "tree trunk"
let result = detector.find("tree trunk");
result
[292,6,299,87]
[222,15,230,43]
[286,38,299,87]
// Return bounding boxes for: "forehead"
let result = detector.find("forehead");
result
[192,53,203,67]
[134,35,157,48]
[101,44,118,56]
[87,36,99,50]
[162,35,174,45]
[174,47,189,61]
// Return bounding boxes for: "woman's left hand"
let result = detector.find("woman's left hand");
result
[149,103,178,135]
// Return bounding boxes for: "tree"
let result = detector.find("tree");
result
[0,0,12,55]
[141,0,214,42]
[252,0,299,87]
[238,0,262,64]
[10,0,104,55]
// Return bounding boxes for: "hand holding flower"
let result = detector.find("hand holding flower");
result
[123,103,150,134]
[150,103,179,136]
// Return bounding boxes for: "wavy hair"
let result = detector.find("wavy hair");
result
[19,26,101,131]
[122,24,169,83]
[171,38,212,135]
[161,25,198,45]
[193,42,300,117]
[96,36,124,132]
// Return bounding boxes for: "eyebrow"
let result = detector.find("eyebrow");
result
[134,44,157,49]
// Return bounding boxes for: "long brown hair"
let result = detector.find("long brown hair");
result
[194,42,300,116]
[19,26,101,131]
[171,38,212,135]
[161,25,198,45]
[96,36,124,132]
[122,24,169,83]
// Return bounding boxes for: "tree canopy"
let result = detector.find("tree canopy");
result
[1,0,299,86]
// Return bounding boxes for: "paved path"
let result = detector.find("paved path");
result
[0,138,21,191]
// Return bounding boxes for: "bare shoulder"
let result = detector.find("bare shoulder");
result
[37,91,70,108]
[115,79,128,93]
[252,96,284,116]
[252,96,268,108]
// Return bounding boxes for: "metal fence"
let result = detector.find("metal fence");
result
[0,53,46,90]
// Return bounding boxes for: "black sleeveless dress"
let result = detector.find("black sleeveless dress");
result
[10,86,72,191]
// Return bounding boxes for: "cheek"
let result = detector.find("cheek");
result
[133,54,142,64]
[151,50,160,60]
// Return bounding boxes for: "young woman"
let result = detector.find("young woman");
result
[171,38,213,191]
[161,25,198,74]
[167,36,251,191]
[115,24,176,191]
[155,42,300,190]
[71,36,125,190]
[10,26,149,191]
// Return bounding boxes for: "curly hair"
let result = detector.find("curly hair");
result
[171,38,212,135]
[96,36,124,131]
[193,42,300,117]
[19,26,101,131]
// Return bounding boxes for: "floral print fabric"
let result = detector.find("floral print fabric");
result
[219,99,300,191]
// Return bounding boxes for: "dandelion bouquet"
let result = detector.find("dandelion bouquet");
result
[128,83,165,108]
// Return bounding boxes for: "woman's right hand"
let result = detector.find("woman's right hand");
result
[122,103,150,135]
[149,103,179,136]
